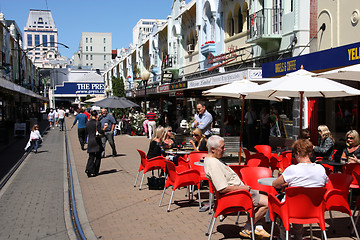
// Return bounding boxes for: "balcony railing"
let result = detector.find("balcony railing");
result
[248,8,283,41]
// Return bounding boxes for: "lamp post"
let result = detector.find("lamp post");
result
[141,70,150,114]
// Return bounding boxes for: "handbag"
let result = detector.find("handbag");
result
[96,130,104,138]
[147,176,166,190]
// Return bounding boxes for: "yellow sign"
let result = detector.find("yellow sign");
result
[275,60,297,73]
[348,47,360,61]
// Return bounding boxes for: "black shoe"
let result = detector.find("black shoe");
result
[112,152,117,156]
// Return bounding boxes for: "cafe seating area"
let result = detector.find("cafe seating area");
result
[134,144,360,239]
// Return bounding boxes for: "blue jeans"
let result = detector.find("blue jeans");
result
[32,139,41,151]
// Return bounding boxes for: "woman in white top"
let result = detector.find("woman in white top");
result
[25,125,43,153]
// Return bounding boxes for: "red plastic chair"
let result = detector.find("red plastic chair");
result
[134,149,166,190]
[188,151,208,167]
[229,165,248,180]
[268,187,328,240]
[279,151,293,171]
[343,163,360,189]
[159,160,201,212]
[324,173,360,239]
[245,156,270,168]
[205,180,255,240]
[351,172,360,235]
[254,145,272,160]
[177,155,190,172]
[240,167,277,195]
[243,148,265,162]
[316,149,338,173]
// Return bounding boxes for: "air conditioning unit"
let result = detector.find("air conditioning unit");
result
[187,44,194,53]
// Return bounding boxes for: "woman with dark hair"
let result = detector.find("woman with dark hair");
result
[299,129,311,140]
[25,124,43,153]
[85,110,104,177]
[313,125,334,160]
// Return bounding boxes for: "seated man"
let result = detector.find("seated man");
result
[272,139,328,240]
[204,135,270,239]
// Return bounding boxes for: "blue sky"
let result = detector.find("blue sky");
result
[0,0,173,59]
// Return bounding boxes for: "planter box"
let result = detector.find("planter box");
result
[200,43,216,55]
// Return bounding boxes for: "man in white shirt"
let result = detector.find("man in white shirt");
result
[204,135,270,239]
[48,109,55,128]
[58,107,66,131]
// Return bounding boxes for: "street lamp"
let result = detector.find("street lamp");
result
[141,69,150,114]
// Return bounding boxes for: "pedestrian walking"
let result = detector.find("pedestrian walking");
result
[85,110,104,177]
[47,108,55,128]
[58,107,66,131]
[54,108,59,127]
[25,124,43,153]
[191,101,213,138]
[71,108,88,150]
[99,108,117,157]
[146,108,157,139]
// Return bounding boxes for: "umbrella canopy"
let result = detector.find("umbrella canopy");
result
[317,64,360,82]
[93,96,139,109]
[251,66,360,132]
[84,95,106,103]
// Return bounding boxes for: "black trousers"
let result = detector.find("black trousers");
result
[86,152,102,175]
[58,118,64,131]
[78,128,86,149]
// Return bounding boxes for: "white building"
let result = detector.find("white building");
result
[23,9,68,68]
[133,19,166,46]
[73,32,112,70]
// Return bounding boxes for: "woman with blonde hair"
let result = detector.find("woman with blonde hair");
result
[162,126,176,149]
[147,126,168,159]
[341,130,360,163]
[189,128,207,151]
[313,125,334,160]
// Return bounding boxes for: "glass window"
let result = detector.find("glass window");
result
[86,46,88,51]
[86,55,88,60]
[42,35,48,46]
[27,34,32,47]
[90,46,92,51]
[104,55,106,60]
[104,46,106,52]
[90,55,93,60]
[103,38,106,43]
[90,38,92,43]
[35,35,40,46]
[50,35,55,46]
[86,38,88,43]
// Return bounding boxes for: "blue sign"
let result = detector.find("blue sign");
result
[54,82,105,95]
[262,41,360,77]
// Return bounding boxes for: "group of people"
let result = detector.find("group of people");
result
[47,107,66,131]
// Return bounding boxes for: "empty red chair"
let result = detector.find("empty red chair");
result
[245,156,270,168]
[254,145,272,160]
[316,149,338,173]
[240,167,277,195]
[177,155,190,172]
[205,180,255,240]
[134,149,166,190]
[268,187,327,240]
[229,165,248,180]
[243,148,265,162]
[350,172,360,235]
[159,160,201,212]
[279,151,293,171]
[188,151,208,167]
[324,173,360,239]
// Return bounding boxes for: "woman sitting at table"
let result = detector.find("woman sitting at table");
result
[162,126,176,149]
[189,128,207,151]
[272,139,328,240]
[147,126,169,160]
[313,125,334,160]
[341,130,360,163]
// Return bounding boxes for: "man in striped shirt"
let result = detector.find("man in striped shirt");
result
[146,109,157,139]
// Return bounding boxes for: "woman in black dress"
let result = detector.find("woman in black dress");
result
[341,130,360,163]
[147,126,168,159]
[189,128,207,151]
[85,110,104,177]
[313,125,334,160]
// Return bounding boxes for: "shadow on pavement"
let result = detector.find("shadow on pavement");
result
[98,169,120,176]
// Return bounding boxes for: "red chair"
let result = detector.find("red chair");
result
[229,165,248,180]
[316,149,338,173]
[351,172,360,235]
[245,156,270,168]
[205,181,255,240]
[188,151,208,167]
[159,160,201,212]
[134,149,166,190]
[268,187,328,240]
[254,145,272,160]
[243,148,265,162]
[324,173,360,239]
[177,155,190,172]
[240,167,277,195]
[270,153,281,171]
[279,151,293,171]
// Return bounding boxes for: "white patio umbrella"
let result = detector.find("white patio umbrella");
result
[203,79,286,163]
[317,63,360,82]
[251,66,360,133]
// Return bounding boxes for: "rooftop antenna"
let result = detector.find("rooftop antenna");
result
[45,0,48,10]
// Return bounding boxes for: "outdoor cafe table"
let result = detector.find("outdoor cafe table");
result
[316,160,345,172]
[165,149,194,155]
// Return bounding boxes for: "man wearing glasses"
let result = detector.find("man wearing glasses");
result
[99,109,117,157]
[191,101,213,138]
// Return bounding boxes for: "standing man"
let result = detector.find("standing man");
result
[58,107,66,131]
[99,108,117,157]
[71,108,88,150]
[245,105,257,150]
[47,108,55,129]
[146,108,157,139]
[204,135,270,239]
[191,101,213,138]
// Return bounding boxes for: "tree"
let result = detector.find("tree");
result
[112,76,125,97]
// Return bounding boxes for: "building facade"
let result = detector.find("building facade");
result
[133,19,166,46]
[73,32,112,70]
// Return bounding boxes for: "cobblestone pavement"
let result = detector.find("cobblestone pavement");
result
[0,127,70,240]
[66,118,357,240]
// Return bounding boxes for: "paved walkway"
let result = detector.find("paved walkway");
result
[0,127,70,240]
[66,117,357,240]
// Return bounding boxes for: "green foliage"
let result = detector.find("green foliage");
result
[111,76,126,118]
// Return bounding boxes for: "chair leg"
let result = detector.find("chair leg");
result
[270,221,275,240]
[350,215,360,240]
[286,230,289,240]
[329,210,335,233]
[206,211,216,236]
[207,217,216,240]
[209,192,213,214]
[159,186,167,207]
[134,171,140,187]
[167,188,175,212]
[236,212,240,224]
[250,216,255,240]
[139,172,145,190]
[310,224,313,240]
[322,230,328,240]
[198,187,202,209]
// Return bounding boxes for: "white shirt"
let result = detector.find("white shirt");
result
[54,111,59,118]
[30,130,42,140]
[282,163,328,188]
[48,112,54,119]
[58,109,65,119]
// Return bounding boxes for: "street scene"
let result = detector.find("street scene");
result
[1,0,360,239]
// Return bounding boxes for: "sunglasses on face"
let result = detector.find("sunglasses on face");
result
[348,136,354,140]
[192,134,199,137]
[168,130,172,132]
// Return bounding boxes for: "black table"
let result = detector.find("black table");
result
[317,160,345,172]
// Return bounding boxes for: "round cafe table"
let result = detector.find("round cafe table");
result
[194,161,204,166]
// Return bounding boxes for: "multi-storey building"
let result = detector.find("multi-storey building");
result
[73,32,112,70]
[133,19,166,46]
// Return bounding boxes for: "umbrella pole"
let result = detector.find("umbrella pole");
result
[299,91,304,135]
[239,95,245,165]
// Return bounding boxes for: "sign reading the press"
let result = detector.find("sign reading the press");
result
[54,82,105,96]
